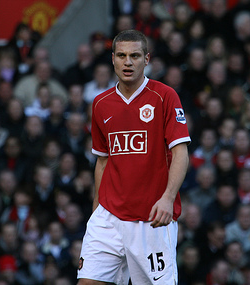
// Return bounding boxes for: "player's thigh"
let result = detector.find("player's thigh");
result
[124,221,178,284]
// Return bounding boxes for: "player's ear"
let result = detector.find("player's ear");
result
[145,53,150,66]
[112,52,115,65]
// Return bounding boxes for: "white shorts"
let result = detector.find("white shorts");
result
[77,204,178,285]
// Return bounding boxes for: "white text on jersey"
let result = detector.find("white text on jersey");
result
[108,131,147,155]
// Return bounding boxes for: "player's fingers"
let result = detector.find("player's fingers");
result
[150,211,164,228]
[148,205,157,221]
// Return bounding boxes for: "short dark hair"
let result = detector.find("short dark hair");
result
[112,29,148,55]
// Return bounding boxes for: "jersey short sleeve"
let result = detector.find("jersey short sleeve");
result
[91,100,108,157]
[163,87,190,149]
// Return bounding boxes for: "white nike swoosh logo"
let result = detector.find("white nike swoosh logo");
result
[104,116,113,124]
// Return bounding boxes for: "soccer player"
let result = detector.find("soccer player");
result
[77,30,191,285]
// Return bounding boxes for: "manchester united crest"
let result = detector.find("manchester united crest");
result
[139,104,155,123]
[23,1,58,35]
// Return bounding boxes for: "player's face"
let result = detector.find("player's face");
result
[112,41,149,89]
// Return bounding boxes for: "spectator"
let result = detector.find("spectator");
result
[1,98,26,137]
[178,244,207,285]
[205,60,229,103]
[185,18,207,51]
[83,63,116,104]
[0,170,16,217]
[161,30,187,68]
[194,97,224,137]
[28,46,62,82]
[0,47,19,86]
[198,222,226,271]
[20,214,43,245]
[190,128,218,169]
[1,189,33,237]
[161,65,193,113]
[89,32,112,67]
[31,165,57,229]
[59,113,86,157]
[152,0,175,20]
[110,14,134,39]
[226,204,250,254]
[133,0,161,40]
[206,259,231,285]
[79,134,97,172]
[184,46,208,96]
[0,79,14,120]
[43,96,66,138]
[217,117,237,149]
[37,138,62,175]
[20,116,46,165]
[41,221,69,268]
[225,85,247,122]
[215,148,238,187]
[206,35,228,63]
[63,203,85,243]
[237,168,250,204]
[54,152,78,193]
[225,241,246,285]
[54,189,72,224]
[24,82,51,120]
[240,101,250,132]
[206,0,233,46]
[60,239,82,284]
[233,11,250,50]
[154,19,175,59]
[145,56,166,81]
[7,22,40,74]
[42,256,60,285]
[233,128,250,169]
[14,61,67,107]
[173,1,193,34]
[64,84,88,119]
[202,184,239,225]
[72,168,94,221]
[62,44,94,89]
[181,203,205,244]
[0,255,18,285]
[15,241,44,285]
[0,222,20,257]
[227,49,247,86]
[0,136,30,184]
[188,165,217,210]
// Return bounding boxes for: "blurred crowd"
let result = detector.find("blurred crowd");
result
[0,0,250,284]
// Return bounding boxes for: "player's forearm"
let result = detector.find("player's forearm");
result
[93,156,108,211]
[162,143,189,202]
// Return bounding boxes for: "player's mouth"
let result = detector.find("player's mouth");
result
[123,69,133,76]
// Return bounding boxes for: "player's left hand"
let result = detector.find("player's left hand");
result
[148,196,173,228]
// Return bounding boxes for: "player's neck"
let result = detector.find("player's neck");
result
[118,78,144,99]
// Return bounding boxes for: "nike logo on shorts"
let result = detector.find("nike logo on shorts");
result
[104,116,112,124]
[153,274,164,281]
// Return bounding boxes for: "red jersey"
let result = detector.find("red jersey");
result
[91,77,191,221]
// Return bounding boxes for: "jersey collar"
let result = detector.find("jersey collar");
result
[116,76,149,105]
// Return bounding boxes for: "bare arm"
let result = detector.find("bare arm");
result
[93,156,108,211]
[149,143,189,228]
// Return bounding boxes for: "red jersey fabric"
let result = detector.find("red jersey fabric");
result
[91,77,191,221]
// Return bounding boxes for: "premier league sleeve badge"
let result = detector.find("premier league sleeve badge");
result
[175,108,186,124]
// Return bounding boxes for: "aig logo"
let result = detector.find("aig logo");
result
[108,131,147,155]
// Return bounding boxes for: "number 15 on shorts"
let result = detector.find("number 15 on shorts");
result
[147,252,165,272]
